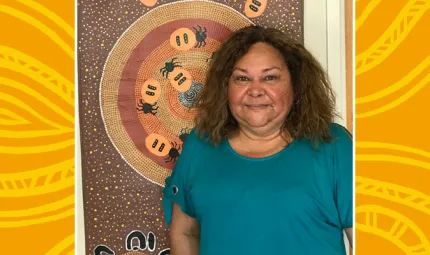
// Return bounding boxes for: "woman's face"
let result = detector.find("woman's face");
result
[228,42,294,136]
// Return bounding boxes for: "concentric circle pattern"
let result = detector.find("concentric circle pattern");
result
[100,1,252,186]
[178,80,203,108]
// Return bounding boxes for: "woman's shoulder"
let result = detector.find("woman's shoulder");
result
[173,127,216,174]
[328,122,352,141]
[307,123,351,152]
[183,127,209,147]
[180,127,214,157]
[325,122,352,154]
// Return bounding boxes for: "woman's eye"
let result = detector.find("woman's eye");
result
[264,75,278,81]
[235,76,250,81]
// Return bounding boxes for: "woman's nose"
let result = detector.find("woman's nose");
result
[248,81,264,97]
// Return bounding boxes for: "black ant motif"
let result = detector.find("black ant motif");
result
[165,142,181,163]
[179,127,191,143]
[93,231,170,255]
[193,25,207,48]
[136,99,158,115]
[160,58,182,78]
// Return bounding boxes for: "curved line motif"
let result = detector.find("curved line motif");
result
[1,77,74,124]
[0,196,73,217]
[0,92,69,130]
[356,142,430,159]
[0,139,74,154]
[356,176,430,215]
[357,154,430,170]
[16,0,74,37]
[356,0,430,75]
[356,0,381,31]
[0,208,74,227]
[0,109,30,125]
[0,46,74,106]
[356,205,430,254]
[356,56,430,104]
[45,235,75,255]
[356,73,430,118]
[0,5,73,58]
[0,129,74,138]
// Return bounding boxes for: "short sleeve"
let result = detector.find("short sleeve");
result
[162,129,199,225]
[330,123,353,229]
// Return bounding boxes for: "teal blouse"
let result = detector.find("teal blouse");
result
[163,123,352,255]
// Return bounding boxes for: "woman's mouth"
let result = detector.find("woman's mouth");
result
[246,104,269,110]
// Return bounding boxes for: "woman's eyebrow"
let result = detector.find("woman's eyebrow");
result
[232,66,281,73]
[232,67,248,73]
[262,66,281,72]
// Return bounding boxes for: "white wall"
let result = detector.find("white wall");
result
[304,0,351,254]
[304,0,347,127]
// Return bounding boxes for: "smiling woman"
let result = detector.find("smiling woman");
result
[162,25,353,255]
[229,43,294,140]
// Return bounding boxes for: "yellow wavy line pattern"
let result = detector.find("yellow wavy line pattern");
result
[356,205,430,254]
[0,77,74,124]
[356,0,430,75]
[0,159,74,197]
[0,196,73,217]
[0,0,74,253]
[0,5,73,58]
[355,0,381,31]
[15,0,74,38]
[357,0,430,253]
[0,92,67,130]
[357,154,430,170]
[357,141,430,159]
[0,109,30,125]
[356,73,430,118]
[0,139,74,154]
[356,177,430,215]
[45,235,75,255]
[0,209,74,228]
[0,46,74,106]
[356,56,430,104]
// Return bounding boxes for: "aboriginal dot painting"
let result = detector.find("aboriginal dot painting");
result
[78,0,303,254]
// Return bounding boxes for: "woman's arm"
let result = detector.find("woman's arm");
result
[345,228,353,248]
[170,203,200,255]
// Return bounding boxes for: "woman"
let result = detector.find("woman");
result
[162,25,352,255]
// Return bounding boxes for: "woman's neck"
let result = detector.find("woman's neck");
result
[228,126,292,158]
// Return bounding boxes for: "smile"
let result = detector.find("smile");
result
[246,104,269,110]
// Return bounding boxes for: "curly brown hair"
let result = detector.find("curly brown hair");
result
[195,25,339,147]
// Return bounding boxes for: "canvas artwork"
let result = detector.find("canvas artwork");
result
[78,0,303,254]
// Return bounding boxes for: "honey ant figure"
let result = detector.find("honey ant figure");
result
[160,58,182,79]
[93,230,170,255]
[193,25,207,48]
[136,99,158,115]
[165,142,181,164]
